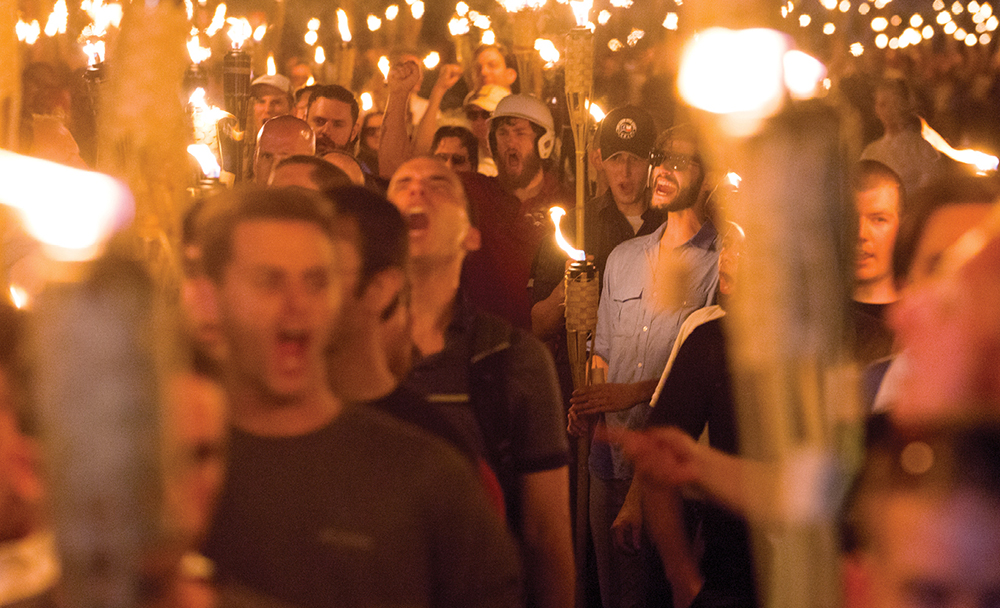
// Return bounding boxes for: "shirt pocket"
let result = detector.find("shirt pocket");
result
[612,287,644,338]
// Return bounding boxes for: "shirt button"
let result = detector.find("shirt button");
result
[637,362,643,368]
[643,326,648,332]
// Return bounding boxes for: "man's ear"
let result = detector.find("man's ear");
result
[502,67,517,88]
[463,226,482,253]
[361,268,406,319]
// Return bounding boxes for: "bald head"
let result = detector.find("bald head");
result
[321,151,366,186]
[254,115,316,185]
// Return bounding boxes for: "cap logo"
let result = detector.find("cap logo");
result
[616,118,638,140]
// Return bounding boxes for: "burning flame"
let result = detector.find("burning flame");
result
[549,207,585,261]
[187,35,211,64]
[337,9,352,42]
[569,0,593,27]
[471,12,491,28]
[44,0,68,37]
[457,1,469,16]
[16,20,41,44]
[423,51,440,69]
[921,118,1000,174]
[253,24,266,41]
[386,5,399,20]
[481,29,495,44]
[378,55,390,79]
[0,150,134,261]
[315,46,326,64]
[83,40,105,66]
[726,171,742,189]
[227,17,252,49]
[267,54,276,75]
[368,15,382,30]
[305,30,318,46]
[499,0,547,11]
[782,50,827,100]
[588,101,605,121]
[188,88,229,122]
[361,92,374,111]
[535,38,560,65]
[80,0,123,36]
[411,1,425,19]
[449,17,470,36]
[9,285,29,310]
[188,144,221,179]
[184,0,193,20]
[205,3,227,36]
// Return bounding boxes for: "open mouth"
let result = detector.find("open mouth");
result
[276,329,310,370]
[405,210,429,231]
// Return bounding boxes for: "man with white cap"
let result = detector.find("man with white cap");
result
[251,74,293,127]
[463,84,510,176]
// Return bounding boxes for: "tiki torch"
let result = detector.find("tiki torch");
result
[335,9,356,90]
[564,0,594,252]
[223,18,252,182]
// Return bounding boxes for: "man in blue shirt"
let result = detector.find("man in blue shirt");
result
[569,125,719,608]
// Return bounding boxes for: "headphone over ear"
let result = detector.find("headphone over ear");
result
[488,94,556,160]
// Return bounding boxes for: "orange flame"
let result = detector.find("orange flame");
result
[549,207,585,261]
[921,118,999,174]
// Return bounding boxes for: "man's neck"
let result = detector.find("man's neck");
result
[327,325,399,403]
[510,168,545,203]
[854,278,898,305]
[659,207,704,250]
[614,191,648,219]
[409,257,463,357]
[227,378,342,437]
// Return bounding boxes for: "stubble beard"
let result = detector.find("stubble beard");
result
[498,150,542,190]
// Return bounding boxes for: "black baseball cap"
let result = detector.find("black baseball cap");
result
[599,105,656,162]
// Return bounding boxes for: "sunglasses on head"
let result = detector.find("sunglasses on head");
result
[649,151,699,172]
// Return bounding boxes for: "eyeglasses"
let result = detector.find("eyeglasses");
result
[465,108,491,121]
[363,126,381,136]
[649,151,700,172]
[435,153,470,167]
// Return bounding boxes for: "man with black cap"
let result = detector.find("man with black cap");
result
[530,105,663,342]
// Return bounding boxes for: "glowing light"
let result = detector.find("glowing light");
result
[891,15,902,25]
[872,17,888,30]
[185,0,194,21]
[783,50,827,100]
[187,36,211,64]
[608,38,623,51]
[822,22,835,33]
[449,17,470,35]
[82,40,104,66]
[472,13,491,28]
[378,55,390,79]
[252,24,266,41]
[859,2,871,14]
[952,1,964,12]
[964,31,976,42]
[839,0,851,11]
[205,4,227,36]
[304,30,318,45]
[910,13,924,26]
[9,285,28,310]
[497,0,547,10]
[945,20,958,32]
[923,24,935,37]
[305,76,316,86]
[988,15,999,29]
[799,14,811,26]
[535,38,560,65]
[599,10,611,24]
[549,207,585,261]
[821,0,837,8]
[955,26,968,37]
[385,5,399,20]
[850,41,864,55]
[678,28,788,118]
[938,10,952,22]
[16,20,41,44]
[368,15,382,30]
[227,18,252,49]
[933,0,946,8]
[187,144,221,179]
[481,29,496,44]
[726,172,742,189]
[44,0,68,37]
[0,150,135,260]
[981,31,992,41]
[337,9,352,42]
[873,0,889,7]
[456,2,469,16]
[781,5,789,17]
[627,28,645,45]
[307,18,320,30]
[411,1,425,19]
[588,101,605,121]
[875,32,889,47]
[663,12,679,29]
[423,51,440,69]
[80,0,123,36]
[970,0,980,10]
[922,118,999,173]
[314,46,325,64]
[889,36,899,48]
[610,0,633,6]
[361,92,374,112]
[570,0,593,26]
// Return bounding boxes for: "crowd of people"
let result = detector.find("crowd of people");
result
[4,35,1000,608]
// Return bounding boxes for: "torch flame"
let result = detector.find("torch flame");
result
[187,144,222,179]
[315,46,326,64]
[227,17,252,49]
[588,101,605,122]
[569,0,593,27]
[361,92,374,111]
[16,20,41,44]
[205,3,227,36]
[378,55,390,79]
[550,207,586,261]
[921,118,999,174]
[337,9,352,42]
[499,0,548,11]
[187,35,211,64]
[253,24,266,41]
[44,0,68,37]
[83,40,105,66]
[0,150,135,261]
[267,54,276,75]
[9,285,29,310]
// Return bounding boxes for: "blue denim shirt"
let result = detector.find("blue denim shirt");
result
[590,220,719,480]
